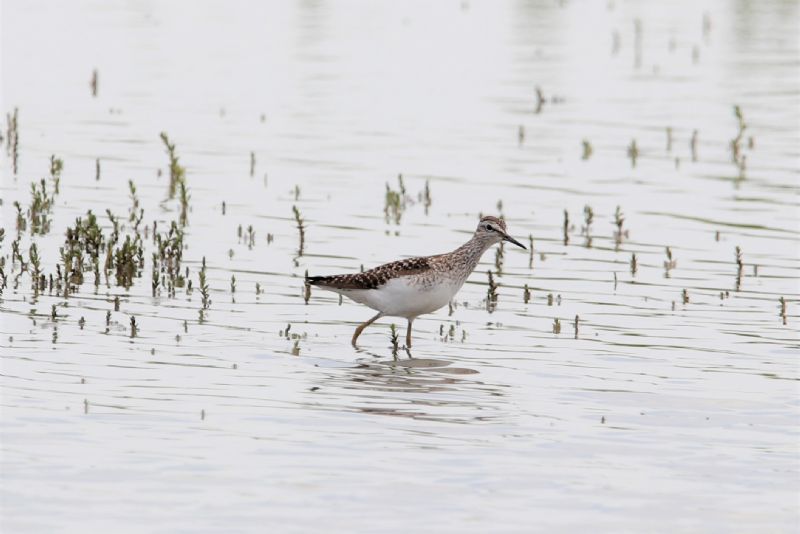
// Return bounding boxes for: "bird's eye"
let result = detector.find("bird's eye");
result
[486,224,494,231]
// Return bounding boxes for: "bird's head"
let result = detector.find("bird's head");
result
[474,216,526,249]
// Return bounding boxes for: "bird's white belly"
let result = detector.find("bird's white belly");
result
[343,277,460,318]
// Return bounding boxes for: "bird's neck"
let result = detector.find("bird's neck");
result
[452,235,494,274]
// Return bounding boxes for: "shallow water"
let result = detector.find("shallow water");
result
[1,0,799,532]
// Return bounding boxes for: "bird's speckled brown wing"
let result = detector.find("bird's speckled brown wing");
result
[307,256,434,290]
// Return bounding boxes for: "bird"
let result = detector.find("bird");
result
[306,215,526,347]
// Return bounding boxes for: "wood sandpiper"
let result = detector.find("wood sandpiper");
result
[307,216,526,347]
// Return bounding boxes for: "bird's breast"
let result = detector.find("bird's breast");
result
[363,275,462,318]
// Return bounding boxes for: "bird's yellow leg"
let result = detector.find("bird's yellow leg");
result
[352,313,383,347]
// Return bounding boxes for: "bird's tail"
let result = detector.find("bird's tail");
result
[306,275,333,287]
[305,273,359,290]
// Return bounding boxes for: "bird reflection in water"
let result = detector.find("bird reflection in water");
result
[321,349,508,424]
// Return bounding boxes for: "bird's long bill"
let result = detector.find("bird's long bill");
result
[502,233,527,250]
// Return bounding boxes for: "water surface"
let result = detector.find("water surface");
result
[1,0,799,532]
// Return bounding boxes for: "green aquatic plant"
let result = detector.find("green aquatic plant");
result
[552,317,561,334]
[154,221,185,296]
[72,211,104,262]
[737,155,747,181]
[389,323,399,354]
[663,247,676,278]
[582,205,594,248]
[113,235,144,289]
[29,243,41,294]
[486,270,498,312]
[105,209,121,246]
[14,201,26,232]
[151,253,160,297]
[292,205,305,257]
[128,180,140,223]
[735,246,744,291]
[5,108,17,155]
[102,190,143,288]
[50,155,63,194]
[494,242,504,273]
[61,210,105,286]
[384,182,402,225]
[90,69,98,97]
[178,180,190,226]
[422,179,432,215]
[613,206,625,248]
[627,139,639,168]
[535,86,545,113]
[11,236,24,268]
[731,105,746,164]
[581,139,593,160]
[528,235,534,269]
[779,297,787,325]
[160,132,186,200]
[63,243,85,289]
[29,178,56,235]
[198,256,210,309]
[6,108,19,174]
[246,225,255,249]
